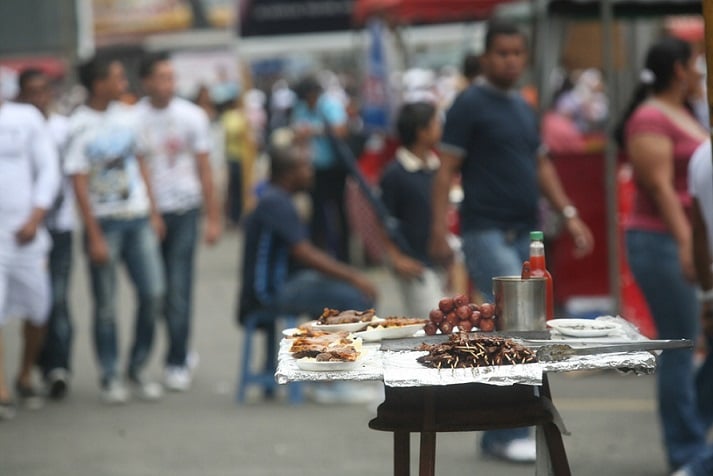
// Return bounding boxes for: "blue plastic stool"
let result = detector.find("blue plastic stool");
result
[236,310,303,404]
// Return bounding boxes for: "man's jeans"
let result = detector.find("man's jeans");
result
[161,209,199,368]
[38,230,73,377]
[88,217,165,386]
[462,228,531,448]
[226,160,243,224]
[627,230,713,471]
[276,270,374,318]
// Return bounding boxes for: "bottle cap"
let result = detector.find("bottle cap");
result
[530,231,544,241]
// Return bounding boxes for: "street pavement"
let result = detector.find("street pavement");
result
[0,231,668,475]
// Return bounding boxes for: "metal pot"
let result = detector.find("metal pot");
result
[492,276,546,331]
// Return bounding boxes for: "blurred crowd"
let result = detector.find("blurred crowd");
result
[1,17,713,475]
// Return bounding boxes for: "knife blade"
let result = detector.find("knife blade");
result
[536,339,693,361]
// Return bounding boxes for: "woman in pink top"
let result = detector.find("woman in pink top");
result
[617,37,711,475]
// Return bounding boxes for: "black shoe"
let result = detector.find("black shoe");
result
[45,369,69,401]
[15,382,43,410]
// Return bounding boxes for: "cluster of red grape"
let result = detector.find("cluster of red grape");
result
[424,294,496,335]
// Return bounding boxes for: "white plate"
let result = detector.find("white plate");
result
[295,352,367,371]
[547,318,621,338]
[353,323,425,342]
[282,327,300,338]
[311,318,382,333]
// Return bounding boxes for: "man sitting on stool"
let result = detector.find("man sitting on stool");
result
[238,134,378,403]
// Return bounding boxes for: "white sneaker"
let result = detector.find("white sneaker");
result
[101,380,129,405]
[164,366,191,392]
[483,437,536,464]
[671,468,692,476]
[129,378,163,402]
[186,351,199,371]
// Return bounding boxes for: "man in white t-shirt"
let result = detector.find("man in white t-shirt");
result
[65,55,165,404]
[17,68,74,401]
[135,53,221,391]
[683,139,713,476]
[0,97,60,419]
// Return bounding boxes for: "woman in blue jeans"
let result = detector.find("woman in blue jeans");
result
[617,37,711,473]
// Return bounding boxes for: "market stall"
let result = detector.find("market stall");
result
[276,312,689,476]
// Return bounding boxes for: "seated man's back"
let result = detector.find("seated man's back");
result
[239,184,306,322]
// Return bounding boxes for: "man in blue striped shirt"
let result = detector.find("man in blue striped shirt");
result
[238,138,376,324]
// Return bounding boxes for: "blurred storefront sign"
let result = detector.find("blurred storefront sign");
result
[93,0,235,46]
[361,18,391,132]
[171,49,240,99]
[239,0,355,37]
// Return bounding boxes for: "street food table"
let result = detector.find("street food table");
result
[276,317,661,476]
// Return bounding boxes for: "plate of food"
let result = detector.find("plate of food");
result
[295,357,362,372]
[353,317,428,342]
[282,323,328,338]
[291,332,365,371]
[546,318,622,338]
[295,351,369,371]
[310,308,381,333]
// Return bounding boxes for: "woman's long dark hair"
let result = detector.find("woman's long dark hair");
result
[614,37,692,147]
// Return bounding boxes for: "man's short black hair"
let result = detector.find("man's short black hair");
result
[484,20,525,52]
[396,102,437,148]
[294,76,322,101]
[138,51,171,79]
[77,54,117,93]
[269,141,302,182]
[18,68,46,92]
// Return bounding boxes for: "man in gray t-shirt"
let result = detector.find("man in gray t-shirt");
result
[67,55,165,405]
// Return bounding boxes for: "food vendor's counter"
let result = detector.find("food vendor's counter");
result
[276,316,657,388]
[275,317,670,476]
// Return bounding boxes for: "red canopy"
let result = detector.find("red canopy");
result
[353,0,515,25]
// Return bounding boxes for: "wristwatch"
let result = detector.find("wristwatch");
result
[562,205,579,220]
[698,288,713,304]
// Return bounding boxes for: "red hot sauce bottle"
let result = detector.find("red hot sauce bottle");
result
[529,231,554,321]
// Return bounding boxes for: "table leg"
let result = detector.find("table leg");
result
[419,432,436,476]
[536,424,553,476]
[539,375,571,476]
[536,421,571,476]
[394,431,409,476]
[543,422,571,476]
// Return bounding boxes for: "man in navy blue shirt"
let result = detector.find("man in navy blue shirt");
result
[430,20,594,463]
[239,138,375,324]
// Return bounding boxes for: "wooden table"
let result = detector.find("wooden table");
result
[369,375,570,476]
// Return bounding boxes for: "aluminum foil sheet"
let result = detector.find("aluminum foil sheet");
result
[276,316,657,387]
[381,350,654,388]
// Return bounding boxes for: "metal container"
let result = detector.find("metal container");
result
[492,276,546,331]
